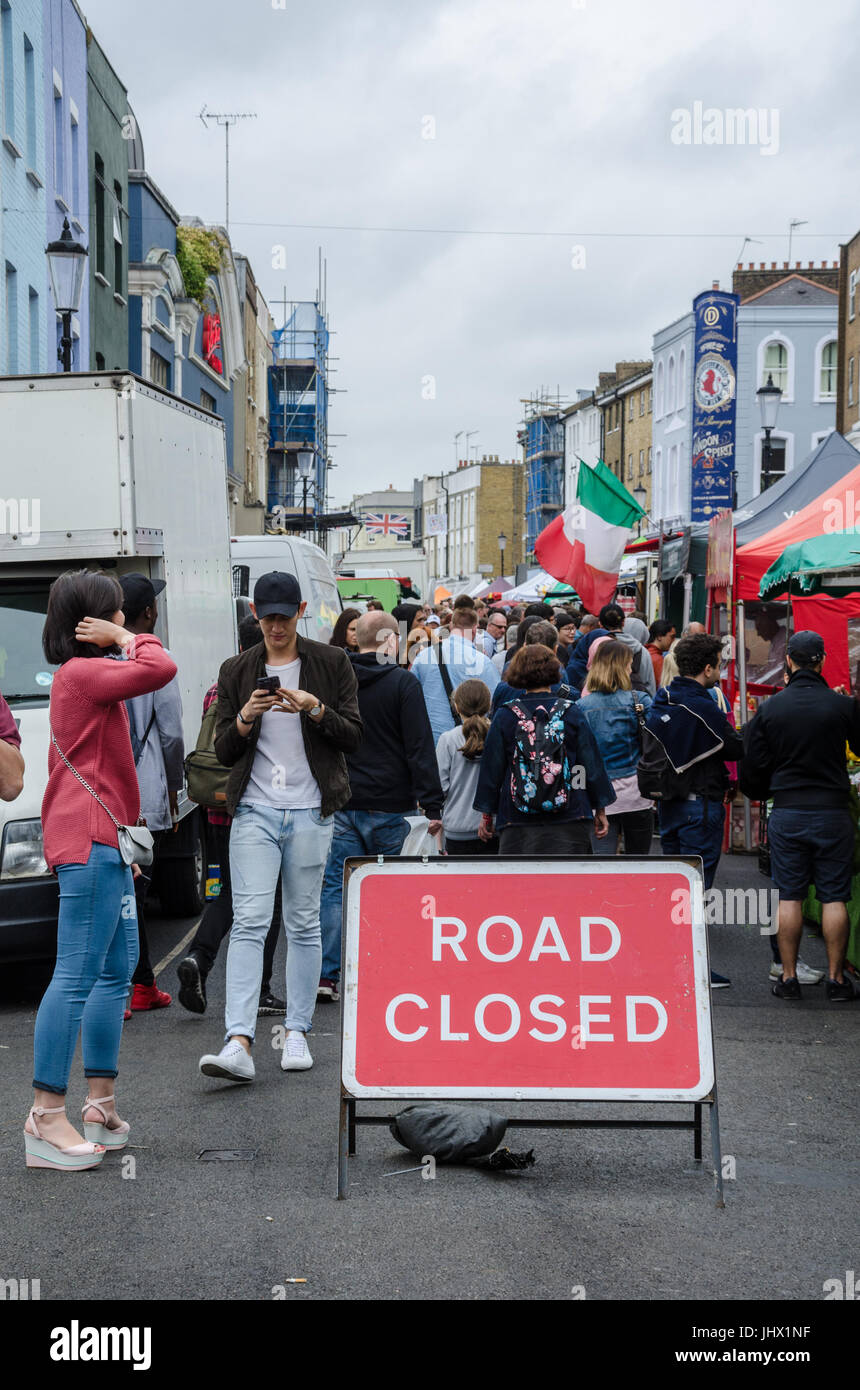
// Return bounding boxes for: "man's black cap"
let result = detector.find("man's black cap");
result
[253,571,302,618]
[120,572,166,620]
[787,630,825,662]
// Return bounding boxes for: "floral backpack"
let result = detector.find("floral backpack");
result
[507,698,573,815]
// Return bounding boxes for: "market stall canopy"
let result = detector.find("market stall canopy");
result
[469,576,514,599]
[736,454,860,602]
[505,568,571,602]
[759,531,860,601]
[734,431,860,546]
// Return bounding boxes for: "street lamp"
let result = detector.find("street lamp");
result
[297,448,314,519]
[498,530,507,577]
[46,217,88,373]
[756,373,783,493]
[633,483,646,537]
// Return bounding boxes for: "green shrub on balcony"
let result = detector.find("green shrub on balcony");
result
[176,226,227,307]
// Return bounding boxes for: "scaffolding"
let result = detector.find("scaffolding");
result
[267,296,330,516]
[521,391,569,559]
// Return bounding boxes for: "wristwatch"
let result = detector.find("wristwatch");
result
[308,703,323,719]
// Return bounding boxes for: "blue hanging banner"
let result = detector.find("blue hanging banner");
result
[690,290,739,522]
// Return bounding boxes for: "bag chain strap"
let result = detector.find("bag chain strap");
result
[50,729,123,832]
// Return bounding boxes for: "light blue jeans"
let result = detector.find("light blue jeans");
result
[33,842,138,1095]
[226,803,333,1039]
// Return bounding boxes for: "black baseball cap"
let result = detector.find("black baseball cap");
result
[119,572,166,620]
[253,571,302,618]
[787,630,825,662]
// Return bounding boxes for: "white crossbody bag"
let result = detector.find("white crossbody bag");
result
[50,729,155,868]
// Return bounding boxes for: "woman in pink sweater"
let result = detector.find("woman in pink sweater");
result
[25,571,176,1171]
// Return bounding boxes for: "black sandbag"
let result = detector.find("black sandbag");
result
[389,1105,507,1163]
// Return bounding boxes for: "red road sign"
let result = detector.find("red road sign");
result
[341,860,714,1101]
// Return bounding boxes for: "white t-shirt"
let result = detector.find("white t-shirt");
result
[242,659,321,809]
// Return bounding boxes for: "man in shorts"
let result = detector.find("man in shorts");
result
[743,630,860,1001]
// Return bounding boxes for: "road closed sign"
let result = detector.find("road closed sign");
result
[341,859,714,1102]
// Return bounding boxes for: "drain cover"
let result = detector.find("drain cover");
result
[197,1148,258,1162]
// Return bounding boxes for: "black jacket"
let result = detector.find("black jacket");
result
[214,635,362,817]
[345,653,444,817]
[741,669,860,808]
[648,677,744,801]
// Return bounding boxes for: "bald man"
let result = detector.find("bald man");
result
[317,610,444,999]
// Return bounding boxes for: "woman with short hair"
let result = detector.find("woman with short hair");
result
[26,570,176,1170]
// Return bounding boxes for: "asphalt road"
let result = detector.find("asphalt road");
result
[1,852,857,1303]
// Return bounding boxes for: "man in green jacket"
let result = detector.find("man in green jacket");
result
[198,572,362,1083]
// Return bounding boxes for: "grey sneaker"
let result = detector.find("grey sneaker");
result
[199,1039,255,1083]
[769,959,825,985]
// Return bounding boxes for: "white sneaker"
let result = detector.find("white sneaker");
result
[280,1030,313,1072]
[769,959,825,985]
[199,1039,255,1083]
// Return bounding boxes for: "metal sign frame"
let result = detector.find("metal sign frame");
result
[337,856,724,1206]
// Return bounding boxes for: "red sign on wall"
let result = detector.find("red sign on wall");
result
[202,312,223,375]
[341,860,714,1101]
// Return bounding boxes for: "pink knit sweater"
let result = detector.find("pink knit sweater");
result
[42,634,178,871]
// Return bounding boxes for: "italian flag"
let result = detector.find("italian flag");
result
[535,460,645,614]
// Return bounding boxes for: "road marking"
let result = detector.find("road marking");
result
[154,917,203,976]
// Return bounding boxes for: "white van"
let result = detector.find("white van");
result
[230,535,342,642]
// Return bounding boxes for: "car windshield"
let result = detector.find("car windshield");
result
[0,586,56,702]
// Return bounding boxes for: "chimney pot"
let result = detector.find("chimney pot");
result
[748,262,754,269]
[712,280,719,290]
[822,260,828,268]
[795,261,801,268]
[760,262,765,269]
[771,262,776,269]
[808,261,814,268]
[783,262,788,269]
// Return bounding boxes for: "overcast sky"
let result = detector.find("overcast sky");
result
[82,0,858,506]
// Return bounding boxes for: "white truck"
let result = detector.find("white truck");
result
[0,372,236,962]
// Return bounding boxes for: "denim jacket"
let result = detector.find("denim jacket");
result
[577,689,652,780]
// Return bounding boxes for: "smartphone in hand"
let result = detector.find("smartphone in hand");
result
[256,675,282,695]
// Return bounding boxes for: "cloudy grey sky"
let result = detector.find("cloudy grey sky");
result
[82,0,858,506]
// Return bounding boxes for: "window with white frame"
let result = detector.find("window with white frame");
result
[628,395,634,421]
[638,449,644,477]
[819,340,837,399]
[761,340,789,392]
[678,348,686,410]
[850,356,855,408]
[667,355,676,414]
[656,360,664,417]
[639,389,645,416]
[647,446,652,474]
[850,270,856,321]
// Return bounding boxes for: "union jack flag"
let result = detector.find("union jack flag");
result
[364,512,410,540]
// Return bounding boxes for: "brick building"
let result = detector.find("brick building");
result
[595,361,652,496]
[837,229,860,446]
[417,456,525,587]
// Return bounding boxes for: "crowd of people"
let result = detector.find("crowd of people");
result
[3,566,856,1172]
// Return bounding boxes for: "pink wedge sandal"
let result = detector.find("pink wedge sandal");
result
[24,1105,106,1170]
[82,1095,130,1150]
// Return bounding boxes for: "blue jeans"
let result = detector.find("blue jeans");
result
[658,799,725,890]
[33,842,138,1095]
[320,810,411,982]
[226,804,334,1038]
